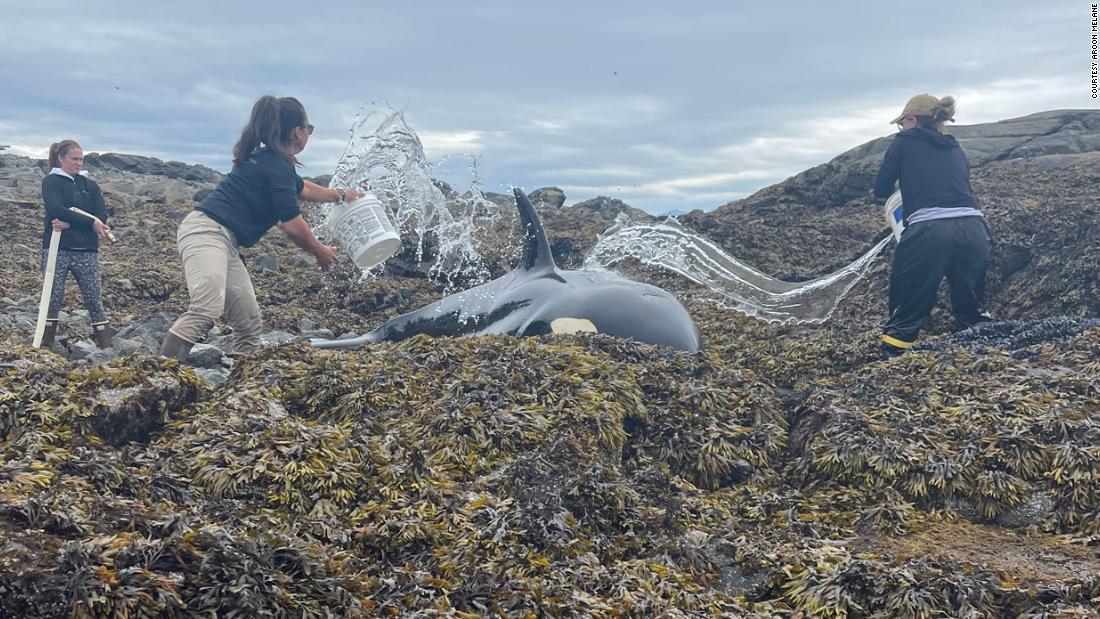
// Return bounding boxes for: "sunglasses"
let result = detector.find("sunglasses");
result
[305,123,315,135]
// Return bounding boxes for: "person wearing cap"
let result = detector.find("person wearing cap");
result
[872,94,992,357]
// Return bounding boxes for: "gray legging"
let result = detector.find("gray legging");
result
[39,248,108,322]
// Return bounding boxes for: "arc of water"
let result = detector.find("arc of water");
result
[583,217,891,324]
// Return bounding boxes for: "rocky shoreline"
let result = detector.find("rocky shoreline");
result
[2,111,1099,616]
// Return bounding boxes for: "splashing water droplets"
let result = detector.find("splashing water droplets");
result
[324,109,500,286]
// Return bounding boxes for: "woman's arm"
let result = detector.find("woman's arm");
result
[277,215,338,270]
[300,179,361,203]
[42,178,91,228]
[90,182,109,225]
[872,142,902,200]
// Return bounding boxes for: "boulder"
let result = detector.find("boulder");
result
[185,343,227,368]
[115,312,177,353]
[569,195,650,221]
[255,254,280,273]
[86,152,222,183]
[529,186,566,209]
[260,331,297,347]
[88,372,200,445]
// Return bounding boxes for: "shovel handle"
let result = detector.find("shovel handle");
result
[69,207,116,243]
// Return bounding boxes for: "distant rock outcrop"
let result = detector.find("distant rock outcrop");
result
[568,195,650,222]
[679,110,1100,315]
[0,151,222,211]
[85,153,223,183]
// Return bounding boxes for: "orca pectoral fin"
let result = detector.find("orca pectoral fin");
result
[310,332,381,349]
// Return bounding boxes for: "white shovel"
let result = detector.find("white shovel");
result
[32,229,62,348]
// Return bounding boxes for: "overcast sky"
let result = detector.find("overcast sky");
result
[1,1,1093,213]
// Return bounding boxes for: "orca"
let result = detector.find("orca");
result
[312,188,701,352]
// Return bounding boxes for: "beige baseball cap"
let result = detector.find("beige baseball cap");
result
[890,93,944,124]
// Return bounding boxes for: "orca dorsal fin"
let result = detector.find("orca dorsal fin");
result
[513,188,557,272]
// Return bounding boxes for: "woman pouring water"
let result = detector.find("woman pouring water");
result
[873,94,992,357]
[159,95,360,359]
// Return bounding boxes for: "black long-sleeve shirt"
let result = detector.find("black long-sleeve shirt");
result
[873,127,978,221]
[41,170,109,251]
[196,147,303,247]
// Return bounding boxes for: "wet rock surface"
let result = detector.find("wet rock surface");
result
[1,111,1099,616]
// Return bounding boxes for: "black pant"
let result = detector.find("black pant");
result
[883,216,991,346]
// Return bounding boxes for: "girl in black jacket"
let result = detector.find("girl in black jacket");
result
[39,140,114,348]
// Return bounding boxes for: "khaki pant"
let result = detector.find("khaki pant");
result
[168,211,263,353]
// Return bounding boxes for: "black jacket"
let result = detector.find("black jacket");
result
[196,147,303,247]
[41,171,109,252]
[873,127,978,221]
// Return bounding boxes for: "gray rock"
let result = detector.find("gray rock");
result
[996,491,1055,528]
[289,253,315,268]
[301,328,335,340]
[529,186,566,209]
[115,312,176,352]
[61,309,91,334]
[715,566,767,599]
[87,152,222,183]
[260,331,297,347]
[90,373,198,445]
[298,317,317,332]
[336,332,360,340]
[68,341,99,361]
[185,343,226,368]
[255,254,280,273]
[203,334,235,352]
[569,195,650,221]
[13,314,37,333]
[688,110,1100,226]
[194,367,230,386]
[947,490,1055,528]
[116,278,134,292]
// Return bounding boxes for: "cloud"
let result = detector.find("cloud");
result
[419,130,485,155]
[0,1,1087,214]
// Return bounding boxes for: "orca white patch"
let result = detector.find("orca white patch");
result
[551,317,598,334]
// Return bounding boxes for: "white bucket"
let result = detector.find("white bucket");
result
[327,193,402,269]
[884,190,905,243]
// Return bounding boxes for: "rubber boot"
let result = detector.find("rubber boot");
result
[159,331,194,360]
[39,319,59,348]
[92,321,115,349]
[882,342,907,358]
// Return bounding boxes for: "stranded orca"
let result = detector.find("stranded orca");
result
[312,188,701,351]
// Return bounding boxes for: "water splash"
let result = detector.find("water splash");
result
[322,107,888,325]
[324,109,501,284]
[583,215,891,324]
